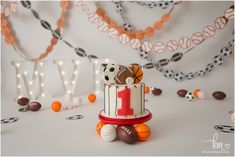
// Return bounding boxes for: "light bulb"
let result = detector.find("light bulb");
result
[74,71,78,74]
[41,83,45,87]
[29,81,33,85]
[59,61,63,65]
[40,62,44,66]
[41,93,45,97]
[23,71,28,75]
[105,59,109,63]
[61,71,65,75]
[34,71,38,75]
[16,63,20,67]
[94,60,98,64]
[40,73,44,77]
[29,91,33,95]
[75,60,80,65]
[72,81,76,84]
[17,74,21,78]
[64,81,68,85]
[95,70,99,74]
[17,85,21,89]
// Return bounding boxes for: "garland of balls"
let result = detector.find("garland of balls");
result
[142,36,234,81]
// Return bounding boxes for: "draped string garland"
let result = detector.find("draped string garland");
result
[111,1,178,33]
[1,1,70,62]
[6,1,234,85]
[129,1,177,9]
[78,1,234,55]
[19,0,98,62]
[142,36,234,81]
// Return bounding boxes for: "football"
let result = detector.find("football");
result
[117,125,138,144]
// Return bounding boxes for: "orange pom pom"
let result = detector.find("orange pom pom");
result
[102,16,111,24]
[193,89,201,97]
[135,30,145,40]
[5,35,14,44]
[96,121,106,135]
[145,26,154,37]
[135,124,151,141]
[126,31,135,39]
[57,18,65,27]
[108,21,118,29]
[117,27,126,35]
[51,101,62,112]
[144,86,150,94]
[3,27,11,35]
[161,13,170,22]
[96,8,105,17]
[46,45,53,53]
[51,38,58,45]
[154,21,163,30]
[60,1,69,9]
[88,93,96,103]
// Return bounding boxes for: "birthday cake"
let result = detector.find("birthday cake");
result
[96,63,152,144]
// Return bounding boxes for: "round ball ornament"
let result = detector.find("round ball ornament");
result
[185,92,195,101]
[96,121,106,135]
[100,124,117,142]
[144,86,150,94]
[174,72,185,82]
[130,64,143,83]
[51,101,62,112]
[117,125,138,144]
[220,46,232,56]
[101,64,120,84]
[88,93,96,103]
[213,55,224,65]
[134,124,151,141]
[197,91,206,100]
[163,69,175,79]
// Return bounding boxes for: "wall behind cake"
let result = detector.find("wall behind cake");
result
[1,1,234,102]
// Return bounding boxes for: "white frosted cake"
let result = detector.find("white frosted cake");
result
[103,83,145,118]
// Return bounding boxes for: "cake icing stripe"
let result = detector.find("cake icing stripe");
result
[104,85,106,114]
[115,86,117,116]
[108,86,110,115]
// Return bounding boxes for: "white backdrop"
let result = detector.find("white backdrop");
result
[1,1,234,156]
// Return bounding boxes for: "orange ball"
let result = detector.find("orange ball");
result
[130,64,143,83]
[145,26,154,37]
[51,101,62,112]
[88,93,96,103]
[193,89,201,97]
[144,86,150,94]
[96,121,106,135]
[134,124,151,141]
[161,13,170,22]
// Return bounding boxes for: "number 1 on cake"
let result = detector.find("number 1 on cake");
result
[117,88,133,116]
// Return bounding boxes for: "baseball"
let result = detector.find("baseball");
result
[88,13,101,24]
[108,28,118,39]
[224,8,234,21]
[179,36,191,49]
[119,34,129,45]
[97,21,109,32]
[141,41,153,52]
[214,16,227,30]
[203,25,216,38]
[167,40,178,51]
[153,41,165,53]
[100,124,117,142]
[129,38,141,49]
[191,32,204,45]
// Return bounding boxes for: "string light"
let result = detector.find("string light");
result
[17,85,21,89]
[17,74,21,78]
[40,62,44,66]
[40,73,44,77]
[41,83,45,87]
[59,61,63,66]
[61,71,65,75]
[75,60,80,65]
[16,63,20,67]
[34,71,38,75]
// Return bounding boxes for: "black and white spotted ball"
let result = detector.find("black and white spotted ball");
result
[163,69,175,79]
[195,69,207,77]
[158,1,170,9]
[185,92,195,101]
[186,72,195,80]
[115,3,123,13]
[213,55,224,66]
[205,63,214,73]
[139,49,149,59]
[123,23,132,31]
[228,39,234,48]
[101,64,120,84]
[174,72,185,81]
[220,46,233,57]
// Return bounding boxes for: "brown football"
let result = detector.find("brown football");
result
[117,125,138,144]
[114,67,134,85]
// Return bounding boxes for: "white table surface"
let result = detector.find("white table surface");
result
[1,1,234,156]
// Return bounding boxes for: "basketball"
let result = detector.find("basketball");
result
[129,64,143,83]
[134,123,151,141]
[96,120,106,135]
